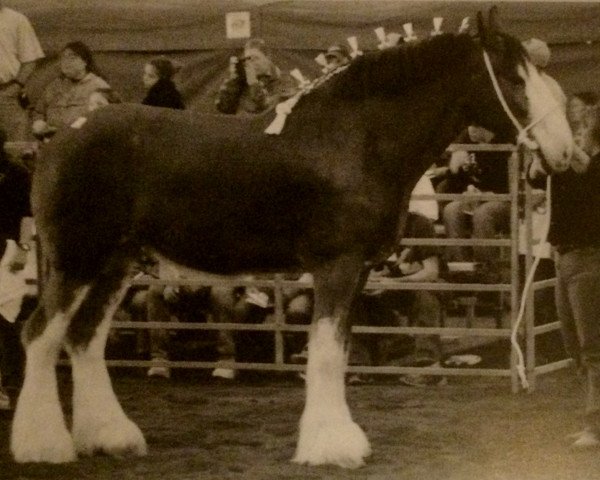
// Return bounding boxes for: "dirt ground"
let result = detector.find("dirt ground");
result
[1,368,599,480]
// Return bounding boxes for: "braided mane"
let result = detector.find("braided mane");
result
[328,33,479,97]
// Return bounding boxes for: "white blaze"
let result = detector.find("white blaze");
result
[521,62,573,172]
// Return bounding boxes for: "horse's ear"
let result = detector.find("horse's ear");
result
[477,11,488,44]
[488,6,502,34]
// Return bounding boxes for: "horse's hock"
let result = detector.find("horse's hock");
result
[98,143,564,393]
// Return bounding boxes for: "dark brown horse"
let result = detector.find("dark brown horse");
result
[11,10,572,468]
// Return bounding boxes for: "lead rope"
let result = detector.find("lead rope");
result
[483,50,560,390]
[509,173,552,391]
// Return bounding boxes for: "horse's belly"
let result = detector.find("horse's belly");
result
[143,220,303,275]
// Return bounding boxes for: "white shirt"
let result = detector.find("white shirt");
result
[0,7,44,83]
[409,175,439,221]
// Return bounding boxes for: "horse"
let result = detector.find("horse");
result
[11,9,573,469]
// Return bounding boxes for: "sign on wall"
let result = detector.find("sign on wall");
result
[226,11,251,39]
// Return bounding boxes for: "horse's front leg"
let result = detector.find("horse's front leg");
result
[293,255,371,469]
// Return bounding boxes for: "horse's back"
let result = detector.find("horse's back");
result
[32,102,390,278]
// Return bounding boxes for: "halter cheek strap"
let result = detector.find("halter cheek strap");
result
[482,50,561,151]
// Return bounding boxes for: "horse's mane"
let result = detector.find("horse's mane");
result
[327,33,475,98]
[325,31,525,99]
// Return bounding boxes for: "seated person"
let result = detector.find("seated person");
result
[132,258,212,379]
[350,212,445,386]
[31,41,117,139]
[215,38,296,115]
[209,273,310,380]
[409,174,439,222]
[109,252,213,379]
[441,126,510,279]
[142,56,185,109]
[144,283,212,378]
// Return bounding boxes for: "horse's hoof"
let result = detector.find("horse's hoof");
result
[74,417,147,457]
[11,389,76,464]
[11,428,76,464]
[292,418,371,469]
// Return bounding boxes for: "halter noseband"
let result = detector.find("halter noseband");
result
[482,50,561,151]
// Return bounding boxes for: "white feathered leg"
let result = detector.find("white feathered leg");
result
[293,318,371,468]
[11,286,90,463]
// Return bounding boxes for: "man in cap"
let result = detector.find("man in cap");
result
[324,44,351,72]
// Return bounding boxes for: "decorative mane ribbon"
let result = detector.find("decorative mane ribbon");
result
[264,93,302,135]
[264,64,349,135]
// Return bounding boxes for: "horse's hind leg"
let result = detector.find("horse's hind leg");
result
[11,272,90,463]
[65,260,147,458]
[293,254,371,469]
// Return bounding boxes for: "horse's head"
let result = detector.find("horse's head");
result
[465,7,572,172]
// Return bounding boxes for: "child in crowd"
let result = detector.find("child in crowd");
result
[142,56,185,109]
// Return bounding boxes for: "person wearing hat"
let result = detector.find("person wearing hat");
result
[522,38,566,109]
[324,44,351,72]
[216,38,296,115]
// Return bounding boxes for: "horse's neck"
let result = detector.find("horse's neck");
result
[371,76,471,178]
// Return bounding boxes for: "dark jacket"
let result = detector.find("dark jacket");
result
[142,79,185,109]
[0,156,31,243]
[531,154,600,251]
[441,129,510,194]
[215,72,297,115]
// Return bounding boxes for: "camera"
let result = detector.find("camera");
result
[230,56,247,82]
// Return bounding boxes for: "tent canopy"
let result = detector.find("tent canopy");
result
[9,1,600,51]
[5,0,600,111]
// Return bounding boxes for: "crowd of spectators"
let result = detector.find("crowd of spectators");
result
[0,2,594,423]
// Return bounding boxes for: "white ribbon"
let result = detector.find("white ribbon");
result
[347,36,363,58]
[375,27,387,49]
[314,53,329,73]
[290,68,311,89]
[264,94,301,135]
[431,17,443,36]
[403,23,417,42]
[458,17,470,34]
[375,27,402,50]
